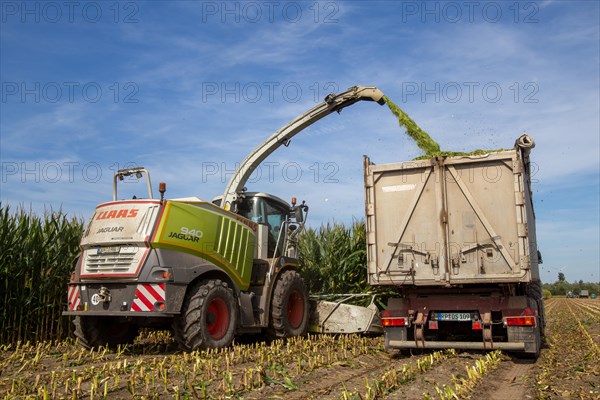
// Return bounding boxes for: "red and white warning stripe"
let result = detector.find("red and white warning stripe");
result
[67,285,81,311]
[131,283,166,312]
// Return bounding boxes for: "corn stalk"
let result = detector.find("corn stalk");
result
[0,204,84,344]
[298,220,368,294]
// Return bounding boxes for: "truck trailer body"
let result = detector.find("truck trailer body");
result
[364,135,544,356]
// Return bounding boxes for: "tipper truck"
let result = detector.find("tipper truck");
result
[364,134,544,356]
[63,86,385,351]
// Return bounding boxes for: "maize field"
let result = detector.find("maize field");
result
[0,205,83,344]
[0,297,598,399]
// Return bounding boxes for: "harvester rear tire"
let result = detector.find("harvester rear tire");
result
[174,279,238,351]
[73,316,138,349]
[269,270,309,338]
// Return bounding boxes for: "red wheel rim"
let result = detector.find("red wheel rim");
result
[206,298,229,340]
[287,290,304,329]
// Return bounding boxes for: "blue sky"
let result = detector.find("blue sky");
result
[1,0,598,284]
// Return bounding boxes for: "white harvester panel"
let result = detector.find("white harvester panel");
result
[364,140,540,286]
[79,200,160,277]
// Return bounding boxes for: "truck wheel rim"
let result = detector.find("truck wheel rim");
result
[206,298,229,340]
[287,290,304,329]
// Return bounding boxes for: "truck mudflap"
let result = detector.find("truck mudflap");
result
[63,282,187,317]
[506,325,541,354]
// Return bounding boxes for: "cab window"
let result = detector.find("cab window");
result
[237,198,262,223]
[238,196,289,257]
[264,199,289,257]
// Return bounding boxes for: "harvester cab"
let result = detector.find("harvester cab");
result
[235,192,308,259]
[213,191,308,258]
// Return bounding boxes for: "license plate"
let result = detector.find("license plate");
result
[97,246,120,254]
[438,312,471,321]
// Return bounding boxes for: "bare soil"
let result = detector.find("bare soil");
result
[469,355,538,400]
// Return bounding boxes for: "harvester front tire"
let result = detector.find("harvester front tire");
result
[73,316,138,349]
[174,279,238,351]
[269,270,309,338]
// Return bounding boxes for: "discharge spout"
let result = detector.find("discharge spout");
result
[516,134,535,156]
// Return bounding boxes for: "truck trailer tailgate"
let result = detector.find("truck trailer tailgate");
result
[364,138,540,286]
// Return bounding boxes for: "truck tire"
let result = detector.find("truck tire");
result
[269,270,309,338]
[174,279,238,351]
[527,281,546,337]
[73,316,138,349]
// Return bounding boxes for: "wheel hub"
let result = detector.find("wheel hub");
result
[287,290,304,329]
[206,298,229,340]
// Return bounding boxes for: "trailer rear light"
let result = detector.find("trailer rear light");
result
[382,317,407,327]
[472,320,483,330]
[504,316,536,326]
[524,307,538,316]
[154,302,165,311]
[428,320,438,330]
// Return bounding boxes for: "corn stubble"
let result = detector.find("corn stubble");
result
[2,300,599,399]
[535,298,600,399]
[0,333,384,399]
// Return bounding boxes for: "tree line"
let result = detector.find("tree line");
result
[542,272,599,297]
